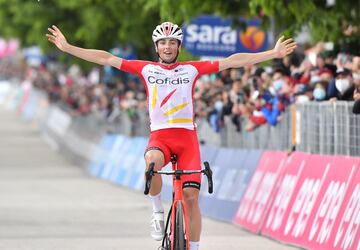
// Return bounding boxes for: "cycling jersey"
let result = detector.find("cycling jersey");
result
[120,60,219,131]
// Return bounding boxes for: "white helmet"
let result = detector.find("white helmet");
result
[152,22,183,44]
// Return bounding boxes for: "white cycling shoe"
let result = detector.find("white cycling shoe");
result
[150,211,165,241]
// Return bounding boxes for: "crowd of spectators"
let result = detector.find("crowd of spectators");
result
[1,42,360,133]
[195,48,360,132]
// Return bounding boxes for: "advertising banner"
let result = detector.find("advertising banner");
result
[199,148,239,220]
[88,134,117,177]
[125,137,148,190]
[182,15,268,57]
[201,149,262,222]
[262,154,360,250]
[262,152,310,238]
[318,157,360,250]
[233,151,287,233]
[100,135,128,180]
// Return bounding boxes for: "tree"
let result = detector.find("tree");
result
[0,0,162,61]
[0,0,358,63]
[249,0,360,53]
[158,0,360,53]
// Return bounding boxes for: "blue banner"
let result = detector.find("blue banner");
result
[88,134,118,177]
[100,135,128,180]
[182,15,268,57]
[199,149,263,222]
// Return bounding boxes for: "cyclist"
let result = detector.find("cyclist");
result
[47,22,296,250]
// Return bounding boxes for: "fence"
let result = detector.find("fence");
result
[99,101,359,156]
[101,102,360,156]
[296,101,360,156]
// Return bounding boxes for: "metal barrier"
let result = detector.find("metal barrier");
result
[61,101,359,157]
[195,102,360,156]
[210,101,359,157]
[296,101,360,156]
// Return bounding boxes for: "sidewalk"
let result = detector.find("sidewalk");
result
[0,109,300,250]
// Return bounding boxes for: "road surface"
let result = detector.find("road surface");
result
[0,109,300,250]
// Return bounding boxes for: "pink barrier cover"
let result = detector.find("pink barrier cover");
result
[233,151,287,233]
[262,152,310,238]
[261,154,359,250]
[326,163,360,250]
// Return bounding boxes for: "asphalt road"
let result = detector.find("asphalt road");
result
[0,109,300,250]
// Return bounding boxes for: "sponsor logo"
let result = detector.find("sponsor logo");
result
[186,24,237,45]
[249,172,277,224]
[284,177,322,237]
[333,184,360,249]
[148,70,165,75]
[265,160,305,232]
[237,171,263,220]
[284,164,330,238]
[309,167,355,245]
[265,174,298,231]
[309,181,347,243]
[239,26,266,51]
[148,76,190,85]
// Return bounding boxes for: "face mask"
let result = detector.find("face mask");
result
[268,87,276,96]
[214,100,223,112]
[353,73,360,81]
[313,88,326,101]
[335,79,350,93]
[297,95,310,103]
[273,79,284,91]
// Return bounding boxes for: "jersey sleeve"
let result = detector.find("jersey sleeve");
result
[119,60,149,75]
[189,61,219,75]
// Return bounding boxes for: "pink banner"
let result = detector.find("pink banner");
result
[233,151,287,233]
[326,161,360,250]
[262,152,310,238]
[261,154,360,250]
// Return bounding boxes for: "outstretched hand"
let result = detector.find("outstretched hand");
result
[46,25,68,52]
[273,36,297,58]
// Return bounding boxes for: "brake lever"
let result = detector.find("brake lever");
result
[144,162,155,195]
[203,161,213,194]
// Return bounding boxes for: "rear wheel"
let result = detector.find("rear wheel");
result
[173,201,186,250]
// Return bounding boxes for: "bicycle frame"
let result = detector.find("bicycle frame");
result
[144,155,213,250]
[170,158,190,250]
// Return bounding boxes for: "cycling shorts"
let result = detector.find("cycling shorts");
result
[145,128,201,189]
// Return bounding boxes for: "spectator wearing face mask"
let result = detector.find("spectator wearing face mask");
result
[313,80,328,102]
[352,56,360,114]
[313,81,328,101]
[329,68,354,101]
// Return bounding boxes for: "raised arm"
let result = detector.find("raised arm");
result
[219,36,297,71]
[46,25,122,68]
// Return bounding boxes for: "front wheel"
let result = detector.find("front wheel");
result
[173,201,186,250]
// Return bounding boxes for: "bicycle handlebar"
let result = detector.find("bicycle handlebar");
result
[144,162,213,195]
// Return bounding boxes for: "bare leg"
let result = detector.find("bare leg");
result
[183,188,201,241]
[144,149,165,195]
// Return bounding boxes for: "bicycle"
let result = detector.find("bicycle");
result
[144,154,213,250]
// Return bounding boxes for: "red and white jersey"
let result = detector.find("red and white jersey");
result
[120,60,219,131]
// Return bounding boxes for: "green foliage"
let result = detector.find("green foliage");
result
[0,0,358,66]
[249,0,360,48]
